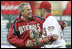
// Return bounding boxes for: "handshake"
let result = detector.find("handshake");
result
[26,30,51,48]
[26,37,49,48]
[26,30,45,48]
[26,38,45,48]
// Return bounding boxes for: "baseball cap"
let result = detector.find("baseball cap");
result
[36,1,51,10]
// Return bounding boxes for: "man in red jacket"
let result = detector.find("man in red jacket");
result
[8,2,44,48]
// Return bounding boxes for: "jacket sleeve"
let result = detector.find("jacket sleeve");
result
[8,22,27,48]
[58,21,64,30]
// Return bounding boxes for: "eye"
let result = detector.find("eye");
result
[21,10,24,12]
[27,9,31,11]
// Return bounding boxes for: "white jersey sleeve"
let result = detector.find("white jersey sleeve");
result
[42,16,60,37]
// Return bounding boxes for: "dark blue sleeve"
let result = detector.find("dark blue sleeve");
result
[34,15,45,21]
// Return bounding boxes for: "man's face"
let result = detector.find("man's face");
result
[21,4,32,18]
[39,8,45,17]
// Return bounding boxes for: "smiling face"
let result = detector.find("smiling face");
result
[20,3,32,19]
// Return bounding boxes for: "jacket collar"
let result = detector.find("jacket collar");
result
[19,15,35,22]
[45,13,52,19]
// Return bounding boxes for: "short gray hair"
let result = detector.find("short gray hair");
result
[18,2,30,13]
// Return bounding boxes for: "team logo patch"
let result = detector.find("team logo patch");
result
[48,26,54,31]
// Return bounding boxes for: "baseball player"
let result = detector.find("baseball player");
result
[35,1,66,48]
[36,1,67,30]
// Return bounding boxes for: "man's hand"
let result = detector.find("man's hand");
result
[61,21,67,28]
[38,38,48,43]
[26,40,34,48]
[33,38,49,46]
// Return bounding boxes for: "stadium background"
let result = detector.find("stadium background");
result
[1,1,71,48]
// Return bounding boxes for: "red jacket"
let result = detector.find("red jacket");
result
[8,15,44,48]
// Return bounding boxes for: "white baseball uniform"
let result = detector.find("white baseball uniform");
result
[41,16,66,48]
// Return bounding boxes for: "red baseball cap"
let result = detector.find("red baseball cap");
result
[36,1,51,10]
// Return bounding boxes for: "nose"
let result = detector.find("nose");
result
[30,10,32,12]
[29,10,32,14]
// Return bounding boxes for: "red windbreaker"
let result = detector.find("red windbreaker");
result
[8,16,44,48]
